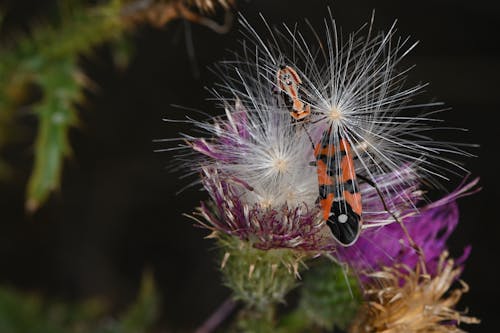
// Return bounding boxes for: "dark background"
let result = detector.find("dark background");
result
[0,0,498,332]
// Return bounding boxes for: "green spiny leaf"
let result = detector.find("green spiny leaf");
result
[26,60,80,211]
[1,0,127,208]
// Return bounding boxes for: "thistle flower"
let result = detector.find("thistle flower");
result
[184,76,328,251]
[187,103,419,252]
[349,251,480,333]
[177,11,475,254]
[168,9,480,333]
[195,167,329,250]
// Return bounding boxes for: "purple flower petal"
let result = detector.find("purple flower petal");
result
[337,179,479,276]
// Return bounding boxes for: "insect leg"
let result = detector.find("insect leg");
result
[357,174,428,275]
[301,123,315,151]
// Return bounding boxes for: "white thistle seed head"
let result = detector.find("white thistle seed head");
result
[170,10,474,250]
[236,11,473,207]
[189,90,317,210]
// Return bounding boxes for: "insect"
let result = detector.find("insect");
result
[276,66,427,264]
[275,65,362,245]
[276,65,311,121]
[314,128,362,246]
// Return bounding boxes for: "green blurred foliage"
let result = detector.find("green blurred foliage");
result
[296,260,361,331]
[0,0,126,211]
[278,259,362,333]
[217,236,362,333]
[0,271,159,333]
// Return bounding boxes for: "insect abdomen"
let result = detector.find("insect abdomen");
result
[314,132,362,246]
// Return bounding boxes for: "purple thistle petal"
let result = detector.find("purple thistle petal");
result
[192,102,251,164]
[337,179,479,276]
[232,99,250,140]
[360,166,422,228]
[192,139,232,162]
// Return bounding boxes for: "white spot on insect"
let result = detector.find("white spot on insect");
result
[338,214,348,223]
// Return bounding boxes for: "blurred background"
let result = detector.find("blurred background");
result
[0,0,498,332]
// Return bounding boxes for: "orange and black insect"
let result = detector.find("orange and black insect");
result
[274,65,362,245]
[275,66,423,255]
[314,128,362,246]
[276,65,311,121]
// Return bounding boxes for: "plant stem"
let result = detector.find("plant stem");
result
[195,297,237,333]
